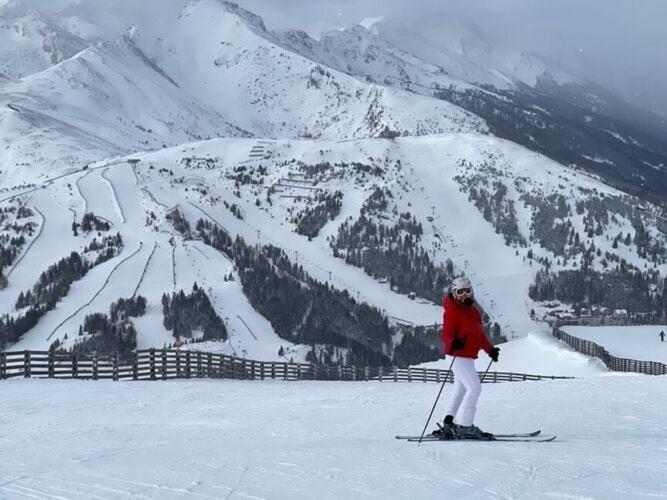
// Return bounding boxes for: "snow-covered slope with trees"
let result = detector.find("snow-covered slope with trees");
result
[0,0,665,367]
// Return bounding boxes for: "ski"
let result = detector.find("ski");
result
[395,430,541,440]
[403,435,557,443]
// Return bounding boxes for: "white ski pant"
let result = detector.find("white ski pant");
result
[444,357,481,426]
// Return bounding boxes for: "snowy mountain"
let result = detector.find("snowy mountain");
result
[0,0,665,366]
[0,7,87,80]
[277,18,667,202]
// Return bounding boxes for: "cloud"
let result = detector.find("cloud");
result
[239,0,667,118]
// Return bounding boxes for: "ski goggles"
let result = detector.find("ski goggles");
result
[454,288,473,297]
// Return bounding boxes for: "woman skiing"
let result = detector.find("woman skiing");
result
[433,276,500,438]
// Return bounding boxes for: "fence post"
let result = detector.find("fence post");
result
[92,354,98,380]
[378,366,383,382]
[176,351,181,378]
[0,352,6,380]
[150,348,156,380]
[407,367,412,382]
[284,362,288,380]
[48,351,55,378]
[297,363,301,380]
[271,362,275,380]
[162,350,167,380]
[112,353,119,381]
[196,353,202,378]
[132,351,138,380]
[207,353,213,378]
[185,351,191,378]
[422,368,427,383]
[24,350,31,378]
[72,352,78,378]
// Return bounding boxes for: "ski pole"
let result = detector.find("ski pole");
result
[479,359,494,383]
[417,356,456,445]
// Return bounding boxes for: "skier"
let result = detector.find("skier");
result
[432,276,500,439]
[660,330,665,342]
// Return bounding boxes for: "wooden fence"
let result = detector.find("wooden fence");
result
[0,349,573,383]
[553,327,667,375]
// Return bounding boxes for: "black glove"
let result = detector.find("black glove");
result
[487,347,500,362]
[450,337,466,352]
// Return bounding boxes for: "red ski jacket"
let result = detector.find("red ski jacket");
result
[442,294,493,359]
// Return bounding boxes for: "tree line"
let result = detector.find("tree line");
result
[293,190,343,238]
[331,211,454,304]
[0,234,123,349]
[0,204,37,289]
[162,284,228,341]
[196,218,393,366]
[51,296,147,354]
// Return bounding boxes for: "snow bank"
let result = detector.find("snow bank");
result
[418,329,607,377]
[563,325,667,364]
[1,377,666,499]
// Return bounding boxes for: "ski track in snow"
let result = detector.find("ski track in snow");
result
[75,170,91,215]
[100,167,126,224]
[1,377,665,499]
[77,170,120,225]
[133,242,159,298]
[0,190,77,314]
[45,242,145,342]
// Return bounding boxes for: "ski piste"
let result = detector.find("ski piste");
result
[396,430,541,440]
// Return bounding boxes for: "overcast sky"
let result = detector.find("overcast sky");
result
[238,0,667,119]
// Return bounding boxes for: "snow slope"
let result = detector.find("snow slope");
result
[0,0,484,184]
[4,128,665,358]
[7,158,303,361]
[563,325,667,364]
[1,377,666,499]
[0,8,87,80]
[419,330,608,377]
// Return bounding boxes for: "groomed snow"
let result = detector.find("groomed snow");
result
[1,377,666,499]
[418,329,608,377]
[563,325,667,364]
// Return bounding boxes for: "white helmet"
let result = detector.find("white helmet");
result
[449,276,473,297]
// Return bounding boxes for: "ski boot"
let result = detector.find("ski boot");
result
[452,424,493,440]
[430,415,456,439]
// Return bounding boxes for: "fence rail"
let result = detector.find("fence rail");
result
[0,349,573,383]
[553,327,667,375]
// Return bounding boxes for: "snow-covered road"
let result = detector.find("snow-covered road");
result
[1,377,665,499]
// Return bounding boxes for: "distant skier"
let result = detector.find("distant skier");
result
[432,276,500,439]
[660,330,665,342]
